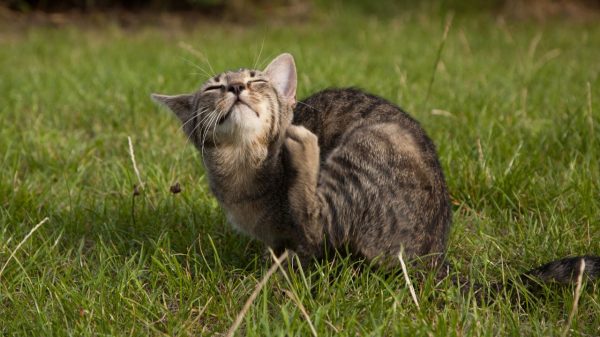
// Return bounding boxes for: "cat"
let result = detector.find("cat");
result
[152,53,599,289]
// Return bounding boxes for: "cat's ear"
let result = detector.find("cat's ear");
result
[264,53,297,104]
[151,93,193,123]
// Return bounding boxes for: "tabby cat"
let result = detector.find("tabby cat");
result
[152,53,599,287]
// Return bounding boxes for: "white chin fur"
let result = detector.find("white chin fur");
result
[216,103,264,142]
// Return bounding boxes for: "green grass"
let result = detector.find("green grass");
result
[1,7,599,336]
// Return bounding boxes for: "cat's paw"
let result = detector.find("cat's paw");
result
[285,125,319,173]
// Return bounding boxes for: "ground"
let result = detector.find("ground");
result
[0,4,599,336]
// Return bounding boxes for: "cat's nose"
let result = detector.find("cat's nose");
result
[227,83,245,96]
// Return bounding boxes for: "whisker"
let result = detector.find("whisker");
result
[168,104,214,181]
[189,71,212,77]
[211,109,225,145]
[186,112,206,146]
[201,109,220,163]
[208,99,226,146]
[253,38,266,70]
[197,113,217,160]
[295,100,322,113]
[194,110,217,164]
[259,52,278,69]
[197,108,217,127]
[202,110,217,140]
[181,57,213,79]
[179,42,216,75]
[180,107,206,131]
[172,113,205,172]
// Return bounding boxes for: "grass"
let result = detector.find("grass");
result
[1,6,599,336]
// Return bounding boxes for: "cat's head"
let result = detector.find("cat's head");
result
[152,53,297,152]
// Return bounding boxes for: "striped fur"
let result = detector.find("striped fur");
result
[290,88,451,267]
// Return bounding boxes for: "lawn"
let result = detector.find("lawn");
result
[1,4,599,336]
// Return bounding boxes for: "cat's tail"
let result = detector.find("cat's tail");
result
[521,255,600,284]
[443,255,600,302]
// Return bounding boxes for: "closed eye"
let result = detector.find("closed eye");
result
[204,85,224,92]
[247,79,268,88]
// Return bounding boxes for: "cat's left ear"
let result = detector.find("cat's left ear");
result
[151,93,193,123]
[264,53,297,105]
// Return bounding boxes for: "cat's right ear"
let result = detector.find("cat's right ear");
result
[151,93,193,123]
[264,53,297,105]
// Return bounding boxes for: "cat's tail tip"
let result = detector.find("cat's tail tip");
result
[524,255,600,284]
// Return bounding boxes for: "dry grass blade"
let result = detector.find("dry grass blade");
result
[398,250,420,309]
[0,217,50,279]
[560,258,586,337]
[225,250,289,337]
[269,248,318,337]
[127,136,144,189]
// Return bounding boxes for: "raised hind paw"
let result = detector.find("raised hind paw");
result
[284,125,319,176]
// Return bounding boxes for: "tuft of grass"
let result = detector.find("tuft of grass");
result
[1,7,599,336]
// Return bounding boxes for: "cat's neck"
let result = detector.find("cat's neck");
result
[204,142,282,202]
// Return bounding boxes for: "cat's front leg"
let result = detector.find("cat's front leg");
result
[284,125,323,254]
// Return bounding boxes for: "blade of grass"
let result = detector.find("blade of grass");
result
[0,217,49,279]
[269,248,318,337]
[225,250,288,337]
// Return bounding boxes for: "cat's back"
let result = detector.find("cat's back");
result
[293,88,432,157]
[295,88,381,154]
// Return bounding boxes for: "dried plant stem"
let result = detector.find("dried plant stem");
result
[0,217,49,279]
[127,136,144,189]
[561,258,586,337]
[225,250,289,337]
[398,250,420,309]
